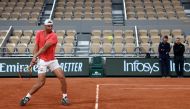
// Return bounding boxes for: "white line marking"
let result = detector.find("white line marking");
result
[99,84,190,87]
[95,84,99,109]
[121,88,190,90]
[95,84,190,109]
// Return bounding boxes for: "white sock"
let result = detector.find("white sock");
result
[63,94,67,98]
[26,93,31,98]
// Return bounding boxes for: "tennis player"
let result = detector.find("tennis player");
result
[20,19,69,106]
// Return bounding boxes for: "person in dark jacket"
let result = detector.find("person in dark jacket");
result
[158,35,171,77]
[173,37,185,77]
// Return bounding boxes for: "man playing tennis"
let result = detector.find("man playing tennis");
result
[20,19,69,106]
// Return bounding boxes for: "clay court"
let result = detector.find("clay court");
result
[1,78,190,109]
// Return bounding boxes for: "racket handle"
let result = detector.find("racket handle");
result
[28,66,32,72]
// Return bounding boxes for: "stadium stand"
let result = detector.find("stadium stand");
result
[54,0,112,20]
[125,0,189,20]
[90,28,137,55]
[0,0,190,57]
[0,0,44,21]
[1,28,76,56]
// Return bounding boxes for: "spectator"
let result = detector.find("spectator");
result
[158,35,171,77]
[173,37,185,77]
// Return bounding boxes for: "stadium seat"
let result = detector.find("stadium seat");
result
[0,36,5,44]
[20,36,31,44]
[102,43,112,54]
[149,29,159,36]
[91,36,101,43]
[140,43,150,53]
[23,30,33,37]
[55,43,62,54]
[113,43,124,54]
[90,43,101,54]
[92,30,101,36]
[63,43,74,54]
[114,30,123,36]
[114,36,123,43]
[56,30,65,36]
[6,43,16,54]
[186,35,190,43]
[30,36,35,43]
[16,43,27,54]
[64,36,75,43]
[0,30,8,36]
[9,36,20,44]
[57,36,64,44]
[13,30,22,37]
[151,43,159,53]
[28,43,35,54]
[103,36,113,43]
[125,43,136,54]
[140,35,149,43]
[124,35,135,43]
[151,35,160,43]
[66,30,76,36]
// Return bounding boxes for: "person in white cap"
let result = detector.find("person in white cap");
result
[20,19,69,106]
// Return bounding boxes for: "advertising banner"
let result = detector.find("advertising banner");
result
[0,58,89,77]
[105,58,190,77]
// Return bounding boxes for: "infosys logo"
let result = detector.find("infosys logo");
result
[123,60,159,74]
[123,60,190,74]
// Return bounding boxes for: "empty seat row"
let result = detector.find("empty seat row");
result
[3,29,77,56]
[54,0,112,20]
[90,43,136,54]
[126,0,189,20]
[5,42,74,55]
[0,0,44,20]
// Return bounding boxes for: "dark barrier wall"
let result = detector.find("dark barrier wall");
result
[0,58,89,77]
[0,58,190,77]
[105,58,190,77]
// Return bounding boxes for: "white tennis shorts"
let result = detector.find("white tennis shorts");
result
[37,59,61,74]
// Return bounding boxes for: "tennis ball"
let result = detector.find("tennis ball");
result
[107,36,113,42]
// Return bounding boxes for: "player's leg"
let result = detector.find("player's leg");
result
[29,73,46,95]
[20,73,46,106]
[49,60,69,105]
[20,59,47,106]
[53,68,67,94]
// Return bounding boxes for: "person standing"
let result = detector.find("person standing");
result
[173,37,185,77]
[20,19,69,106]
[158,35,171,77]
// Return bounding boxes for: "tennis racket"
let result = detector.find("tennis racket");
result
[18,65,33,80]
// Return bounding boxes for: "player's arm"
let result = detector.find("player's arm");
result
[33,43,39,55]
[33,42,53,58]
[30,42,53,66]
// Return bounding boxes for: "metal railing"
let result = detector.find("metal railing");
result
[49,0,57,20]
[122,0,127,20]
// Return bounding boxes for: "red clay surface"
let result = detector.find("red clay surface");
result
[0,78,190,109]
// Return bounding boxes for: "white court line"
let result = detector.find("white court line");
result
[95,84,190,109]
[99,84,190,87]
[121,88,190,90]
[95,84,99,109]
[94,84,190,109]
